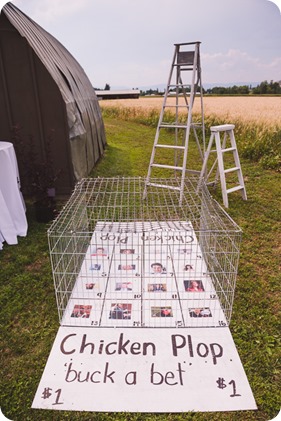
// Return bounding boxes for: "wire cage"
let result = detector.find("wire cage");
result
[48,176,242,328]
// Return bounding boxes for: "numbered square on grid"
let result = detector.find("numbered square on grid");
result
[168,244,199,262]
[143,257,174,277]
[71,276,108,299]
[177,277,216,296]
[105,278,142,299]
[62,299,102,326]
[142,298,183,327]
[78,251,111,277]
[181,299,227,327]
[142,278,178,299]
[172,255,209,277]
[115,241,142,262]
[109,259,141,278]
[101,300,141,327]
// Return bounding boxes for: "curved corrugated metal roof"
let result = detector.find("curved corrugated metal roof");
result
[2,2,106,178]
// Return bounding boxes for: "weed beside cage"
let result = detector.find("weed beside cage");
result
[48,177,242,328]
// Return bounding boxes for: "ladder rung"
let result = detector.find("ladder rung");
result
[168,84,191,88]
[155,144,185,150]
[160,123,187,129]
[173,64,194,69]
[224,166,240,174]
[226,185,244,194]
[221,147,236,153]
[151,163,183,170]
[146,182,181,191]
[164,105,190,108]
[160,123,202,129]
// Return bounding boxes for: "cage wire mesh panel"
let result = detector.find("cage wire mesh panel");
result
[48,177,241,328]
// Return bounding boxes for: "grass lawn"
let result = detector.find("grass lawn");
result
[0,116,280,421]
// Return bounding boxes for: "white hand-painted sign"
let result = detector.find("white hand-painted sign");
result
[32,327,256,413]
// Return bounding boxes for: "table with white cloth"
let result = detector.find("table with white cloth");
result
[0,141,28,250]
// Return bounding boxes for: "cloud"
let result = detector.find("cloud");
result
[13,0,91,23]
[8,0,281,87]
[202,49,281,83]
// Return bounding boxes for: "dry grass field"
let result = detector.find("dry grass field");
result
[100,96,281,171]
[100,96,281,127]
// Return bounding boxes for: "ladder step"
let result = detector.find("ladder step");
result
[173,64,193,69]
[159,123,202,129]
[211,124,235,132]
[146,182,181,191]
[168,84,191,88]
[164,105,190,109]
[160,123,187,129]
[221,147,236,153]
[226,185,244,194]
[155,144,185,150]
[151,164,183,170]
[224,166,240,174]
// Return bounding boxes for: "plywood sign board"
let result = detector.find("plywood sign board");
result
[32,326,257,413]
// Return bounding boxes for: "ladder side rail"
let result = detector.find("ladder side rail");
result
[179,43,200,203]
[215,132,229,208]
[179,118,192,203]
[207,156,218,181]
[214,131,227,185]
[174,61,181,171]
[192,125,204,161]
[188,43,200,108]
[197,46,206,153]
[197,132,215,191]
[229,130,247,200]
[178,74,190,109]
[175,65,180,129]
[160,46,178,128]
[144,45,178,198]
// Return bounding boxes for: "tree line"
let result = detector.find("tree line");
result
[205,80,281,95]
[94,80,281,95]
[139,80,281,96]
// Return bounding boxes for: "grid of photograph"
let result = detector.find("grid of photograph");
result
[62,222,227,328]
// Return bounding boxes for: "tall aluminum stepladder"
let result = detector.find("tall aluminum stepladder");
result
[143,42,205,203]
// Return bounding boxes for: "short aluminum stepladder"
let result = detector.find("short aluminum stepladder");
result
[198,124,247,208]
[143,41,205,204]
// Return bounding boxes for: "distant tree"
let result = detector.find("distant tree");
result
[252,80,281,94]
[104,83,110,91]
[206,85,250,95]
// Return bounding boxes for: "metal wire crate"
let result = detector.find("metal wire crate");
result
[48,176,242,328]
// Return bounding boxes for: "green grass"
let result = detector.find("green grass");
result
[0,115,280,421]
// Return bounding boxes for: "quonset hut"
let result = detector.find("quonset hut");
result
[0,2,106,195]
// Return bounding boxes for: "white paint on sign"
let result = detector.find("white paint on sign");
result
[32,327,257,413]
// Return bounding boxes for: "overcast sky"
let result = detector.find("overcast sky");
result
[3,0,281,89]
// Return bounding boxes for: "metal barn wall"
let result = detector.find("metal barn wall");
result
[0,12,74,195]
[0,3,106,196]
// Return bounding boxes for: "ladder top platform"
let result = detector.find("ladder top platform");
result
[174,41,201,46]
[211,124,235,132]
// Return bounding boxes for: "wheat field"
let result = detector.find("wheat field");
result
[100,96,281,127]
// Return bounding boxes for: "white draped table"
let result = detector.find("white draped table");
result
[0,141,28,250]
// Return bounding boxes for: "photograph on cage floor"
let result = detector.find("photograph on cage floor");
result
[59,222,228,327]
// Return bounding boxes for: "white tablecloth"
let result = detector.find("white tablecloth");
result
[0,141,28,250]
